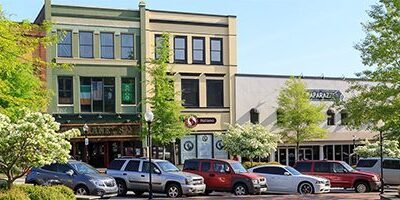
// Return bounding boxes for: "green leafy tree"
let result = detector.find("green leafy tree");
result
[145,33,189,147]
[343,0,400,142]
[277,77,327,161]
[217,122,281,163]
[0,111,80,189]
[354,139,400,158]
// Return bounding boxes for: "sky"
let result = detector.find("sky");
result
[1,0,378,78]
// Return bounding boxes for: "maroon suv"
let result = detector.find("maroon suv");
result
[294,160,381,193]
[183,159,267,195]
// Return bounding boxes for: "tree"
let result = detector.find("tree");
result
[343,0,400,142]
[217,123,281,162]
[0,6,64,118]
[277,77,327,161]
[354,139,400,158]
[145,33,189,149]
[0,111,80,189]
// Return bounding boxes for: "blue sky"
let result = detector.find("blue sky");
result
[2,0,377,77]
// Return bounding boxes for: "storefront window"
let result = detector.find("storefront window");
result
[279,149,287,165]
[288,148,295,166]
[343,145,350,164]
[58,76,73,104]
[324,145,333,160]
[335,145,342,161]
[80,77,115,113]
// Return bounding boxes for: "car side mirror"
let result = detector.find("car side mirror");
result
[225,168,231,173]
[66,170,74,176]
[284,172,291,176]
[154,168,161,174]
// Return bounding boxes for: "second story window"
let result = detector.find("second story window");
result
[58,76,73,104]
[210,38,223,65]
[181,79,199,107]
[192,37,205,64]
[80,77,115,113]
[121,34,134,60]
[79,32,93,58]
[174,36,187,63]
[101,33,114,59]
[121,78,136,104]
[155,34,163,60]
[58,31,72,57]
[206,79,223,107]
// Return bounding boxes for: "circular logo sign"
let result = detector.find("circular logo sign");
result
[183,141,194,151]
[185,115,198,128]
[216,140,224,150]
[202,135,209,142]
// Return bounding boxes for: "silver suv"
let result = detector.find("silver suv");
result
[106,157,206,198]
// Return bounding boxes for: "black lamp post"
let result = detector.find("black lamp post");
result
[83,123,89,163]
[352,135,356,165]
[377,120,385,195]
[144,111,154,199]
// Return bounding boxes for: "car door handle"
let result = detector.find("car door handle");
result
[122,173,127,176]
[141,175,145,177]
[209,174,215,177]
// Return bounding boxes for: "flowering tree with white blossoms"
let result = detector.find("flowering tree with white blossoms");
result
[354,139,400,158]
[0,111,80,189]
[217,122,281,162]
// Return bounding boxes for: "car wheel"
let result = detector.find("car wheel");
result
[116,180,127,196]
[204,190,213,195]
[298,182,314,194]
[75,185,90,195]
[355,181,370,193]
[133,190,144,197]
[166,183,182,198]
[233,183,248,196]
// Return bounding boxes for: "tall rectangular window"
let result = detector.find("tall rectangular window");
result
[121,34,134,60]
[79,32,93,58]
[206,80,223,107]
[181,79,199,107]
[174,36,187,63]
[80,77,115,113]
[192,37,205,64]
[210,38,223,65]
[101,33,114,59]
[121,78,136,104]
[58,76,73,104]
[155,34,163,60]
[58,31,72,57]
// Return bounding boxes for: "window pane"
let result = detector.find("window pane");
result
[207,80,223,107]
[101,33,114,59]
[357,159,378,168]
[80,46,93,58]
[201,162,211,172]
[211,51,221,62]
[58,44,72,57]
[121,47,134,59]
[80,78,92,112]
[183,160,199,171]
[314,162,333,173]
[174,37,186,62]
[121,34,134,47]
[294,162,312,172]
[174,49,185,60]
[121,78,135,104]
[101,47,114,59]
[193,50,204,62]
[181,79,199,107]
[174,37,185,48]
[211,38,222,64]
[59,31,72,44]
[108,160,125,170]
[211,39,221,51]
[104,86,115,113]
[58,77,73,104]
[79,32,93,45]
[193,38,204,49]
[125,160,140,172]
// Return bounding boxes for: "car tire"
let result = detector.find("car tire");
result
[233,183,248,196]
[116,180,127,196]
[204,190,213,195]
[133,190,144,197]
[354,181,370,193]
[166,183,182,198]
[298,182,314,194]
[75,185,90,195]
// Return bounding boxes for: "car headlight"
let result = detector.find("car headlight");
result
[252,179,259,185]
[90,179,106,187]
[372,176,379,182]
[315,180,325,184]
[185,178,193,185]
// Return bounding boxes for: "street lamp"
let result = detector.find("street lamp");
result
[377,120,385,194]
[352,135,356,165]
[83,123,89,163]
[144,111,154,200]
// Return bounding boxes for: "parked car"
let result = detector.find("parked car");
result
[106,157,206,198]
[183,159,267,196]
[25,160,118,198]
[356,158,400,185]
[248,164,330,194]
[294,160,381,193]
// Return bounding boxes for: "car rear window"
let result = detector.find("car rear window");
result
[201,161,211,172]
[356,159,378,168]
[108,160,126,170]
[294,162,312,172]
[383,160,400,169]
[183,160,199,171]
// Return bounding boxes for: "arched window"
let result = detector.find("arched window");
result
[327,109,335,126]
[250,108,259,124]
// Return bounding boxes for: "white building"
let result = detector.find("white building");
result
[235,74,377,166]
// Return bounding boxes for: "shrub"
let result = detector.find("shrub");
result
[0,187,29,200]
[0,185,74,200]
[243,161,282,169]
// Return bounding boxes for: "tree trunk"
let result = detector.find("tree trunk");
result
[296,141,300,162]
[6,178,13,190]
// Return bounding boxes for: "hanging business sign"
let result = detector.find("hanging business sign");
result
[308,89,344,101]
[184,115,217,128]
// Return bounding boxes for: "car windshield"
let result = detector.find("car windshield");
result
[157,161,180,172]
[341,161,355,172]
[285,166,302,175]
[70,162,99,175]
[231,162,247,173]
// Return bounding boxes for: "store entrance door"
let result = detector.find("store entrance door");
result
[298,148,313,161]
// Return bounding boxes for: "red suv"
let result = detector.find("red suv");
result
[183,159,267,195]
[294,160,380,193]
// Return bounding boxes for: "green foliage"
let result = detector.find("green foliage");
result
[277,77,327,155]
[0,185,74,200]
[343,0,400,142]
[242,161,281,169]
[145,33,189,145]
[0,111,80,189]
[217,123,281,161]
[354,139,400,158]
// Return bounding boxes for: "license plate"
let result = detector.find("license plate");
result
[260,187,267,192]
